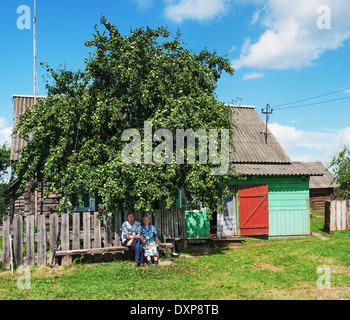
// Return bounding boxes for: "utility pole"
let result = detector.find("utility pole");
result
[33,0,37,104]
[262,104,273,144]
[33,0,38,223]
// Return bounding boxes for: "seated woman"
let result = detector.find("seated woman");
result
[141,216,159,266]
[121,212,144,267]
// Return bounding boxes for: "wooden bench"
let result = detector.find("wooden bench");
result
[55,242,174,266]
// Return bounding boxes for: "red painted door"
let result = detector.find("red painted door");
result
[238,185,269,236]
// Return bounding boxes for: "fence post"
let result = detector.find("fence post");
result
[153,209,162,242]
[324,201,330,233]
[61,212,70,251]
[13,214,23,269]
[114,212,122,246]
[2,215,11,269]
[179,209,187,251]
[94,212,101,248]
[103,212,113,248]
[25,214,35,267]
[347,200,350,230]
[37,213,46,266]
[325,200,350,232]
[83,212,91,249]
[72,212,80,250]
[49,212,58,263]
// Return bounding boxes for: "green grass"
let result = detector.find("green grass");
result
[0,213,349,300]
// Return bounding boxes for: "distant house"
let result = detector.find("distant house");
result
[179,105,325,240]
[303,161,337,211]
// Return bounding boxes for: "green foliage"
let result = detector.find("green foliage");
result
[13,16,236,214]
[0,144,11,219]
[329,147,350,199]
[0,143,10,180]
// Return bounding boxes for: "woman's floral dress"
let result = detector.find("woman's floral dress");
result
[141,225,158,257]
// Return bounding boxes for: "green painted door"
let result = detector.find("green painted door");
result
[268,180,310,236]
[185,210,210,239]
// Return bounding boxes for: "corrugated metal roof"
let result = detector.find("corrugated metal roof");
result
[229,105,291,164]
[304,161,337,188]
[233,162,325,176]
[10,95,46,161]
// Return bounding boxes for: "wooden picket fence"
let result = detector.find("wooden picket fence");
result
[0,209,186,270]
[324,200,350,233]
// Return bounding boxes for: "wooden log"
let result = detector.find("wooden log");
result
[61,255,72,266]
[83,212,91,249]
[2,215,11,269]
[94,212,101,249]
[61,212,70,251]
[37,214,46,266]
[55,246,126,257]
[47,194,63,199]
[72,212,80,250]
[13,214,23,269]
[25,215,35,267]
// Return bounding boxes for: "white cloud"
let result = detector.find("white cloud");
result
[164,0,230,23]
[324,127,350,163]
[133,0,154,10]
[228,44,237,53]
[269,122,337,151]
[243,72,264,80]
[290,154,315,163]
[290,119,303,124]
[251,11,260,25]
[268,122,350,165]
[0,117,12,147]
[232,0,350,70]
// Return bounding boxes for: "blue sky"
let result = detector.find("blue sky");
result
[1,0,350,167]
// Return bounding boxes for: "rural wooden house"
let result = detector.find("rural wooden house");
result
[178,105,325,241]
[9,95,98,219]
[9,96,59,220]
[305,161,337,211]
[9,96,325,243]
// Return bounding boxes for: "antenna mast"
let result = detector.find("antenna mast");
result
[33,0,37,104]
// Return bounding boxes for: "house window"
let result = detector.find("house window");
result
[73,194,96,212]
[180,189,204,211]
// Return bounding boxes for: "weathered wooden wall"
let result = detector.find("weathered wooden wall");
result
[10,182,60,219]
[310,188,334,211]
[0,209,186,270]
[324,200,350,233]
